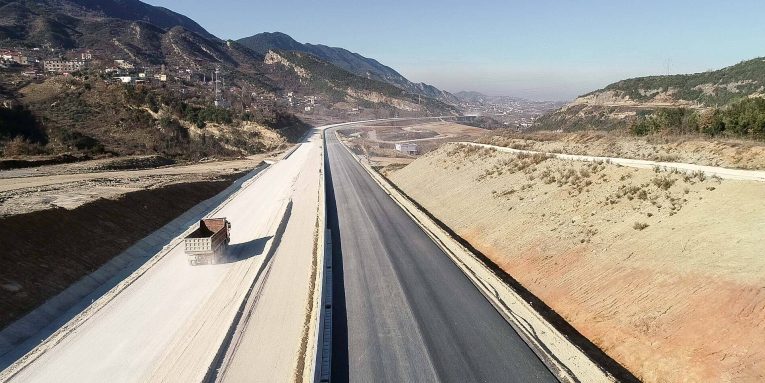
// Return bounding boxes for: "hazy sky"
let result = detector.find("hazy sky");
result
[145,0,765,100]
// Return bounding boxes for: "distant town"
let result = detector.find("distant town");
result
[455,94,565,129]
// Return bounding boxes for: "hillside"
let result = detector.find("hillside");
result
[536,57,765,137]
[0,0,216,48]
[261,50,456,116]
[0,0,457,161]
[238,32,459,104]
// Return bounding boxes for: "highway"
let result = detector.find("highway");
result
[324,129,557,382]
[0,119,559,383]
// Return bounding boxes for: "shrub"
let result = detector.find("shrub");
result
[2,136,46,156]
[633,222,649,231]
[652,175,676,190]
[0,105,48,144]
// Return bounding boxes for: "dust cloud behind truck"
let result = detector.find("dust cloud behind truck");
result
[184,218,231,265]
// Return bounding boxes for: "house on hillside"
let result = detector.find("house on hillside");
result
[114,59,135,70]
[1,51,29,65]
[395,143,419,155]
[43,59,87,73]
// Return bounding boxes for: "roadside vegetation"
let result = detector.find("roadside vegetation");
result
[477,130,765,170]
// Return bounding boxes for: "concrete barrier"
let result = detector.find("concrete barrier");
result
[312,130,333,383]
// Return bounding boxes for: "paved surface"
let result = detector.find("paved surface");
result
[2,135,318,383]
[325,130,556,382]
[217,131,323,383]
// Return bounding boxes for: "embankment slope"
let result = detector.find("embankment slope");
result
[390,144,765,382]
[0,176,243,329]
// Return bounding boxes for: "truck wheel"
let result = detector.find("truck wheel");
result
[189,259,197,266]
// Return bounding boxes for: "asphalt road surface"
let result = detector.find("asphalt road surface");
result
[325,129,557,382]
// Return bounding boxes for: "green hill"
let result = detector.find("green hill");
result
[598,57,765,107]
[536,57,765,139]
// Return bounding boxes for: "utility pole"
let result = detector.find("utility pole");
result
[213,66,221,107]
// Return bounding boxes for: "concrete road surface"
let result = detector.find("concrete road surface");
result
[3,132,321,383]
[325,129,557,382]
[216,131,323,383]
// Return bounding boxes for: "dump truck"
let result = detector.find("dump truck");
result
[184,218,231,265]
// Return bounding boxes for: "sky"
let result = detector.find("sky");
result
[145,0,765,101]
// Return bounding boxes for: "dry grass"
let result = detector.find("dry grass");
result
[478,130,765,170]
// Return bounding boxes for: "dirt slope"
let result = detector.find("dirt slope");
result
[390,144,765,382]
[0,176,242,329]
[479,131,765,170]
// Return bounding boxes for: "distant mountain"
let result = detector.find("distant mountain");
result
[261,49,457,114]
[237,32,458,104]
[0,0,255,71]
[453,91,530,104]
[536,57,765,131]
[453,91,489,102]
[0,1,456,113]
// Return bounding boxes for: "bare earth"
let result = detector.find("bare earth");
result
[390,143,765,383]
[479,131,765,170]
[0,154,276,216]
[340,121,486,169]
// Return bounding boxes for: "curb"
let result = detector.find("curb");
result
[311,130,333,383]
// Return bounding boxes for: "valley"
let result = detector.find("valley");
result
[2,1,765,382]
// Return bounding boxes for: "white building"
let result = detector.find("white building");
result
[43,59,87,73]
[114,59,135,70]
[395,143,419,155]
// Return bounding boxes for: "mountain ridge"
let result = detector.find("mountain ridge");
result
[0,0,217,48]
[0,0,456,162]
[237,32,458,104]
